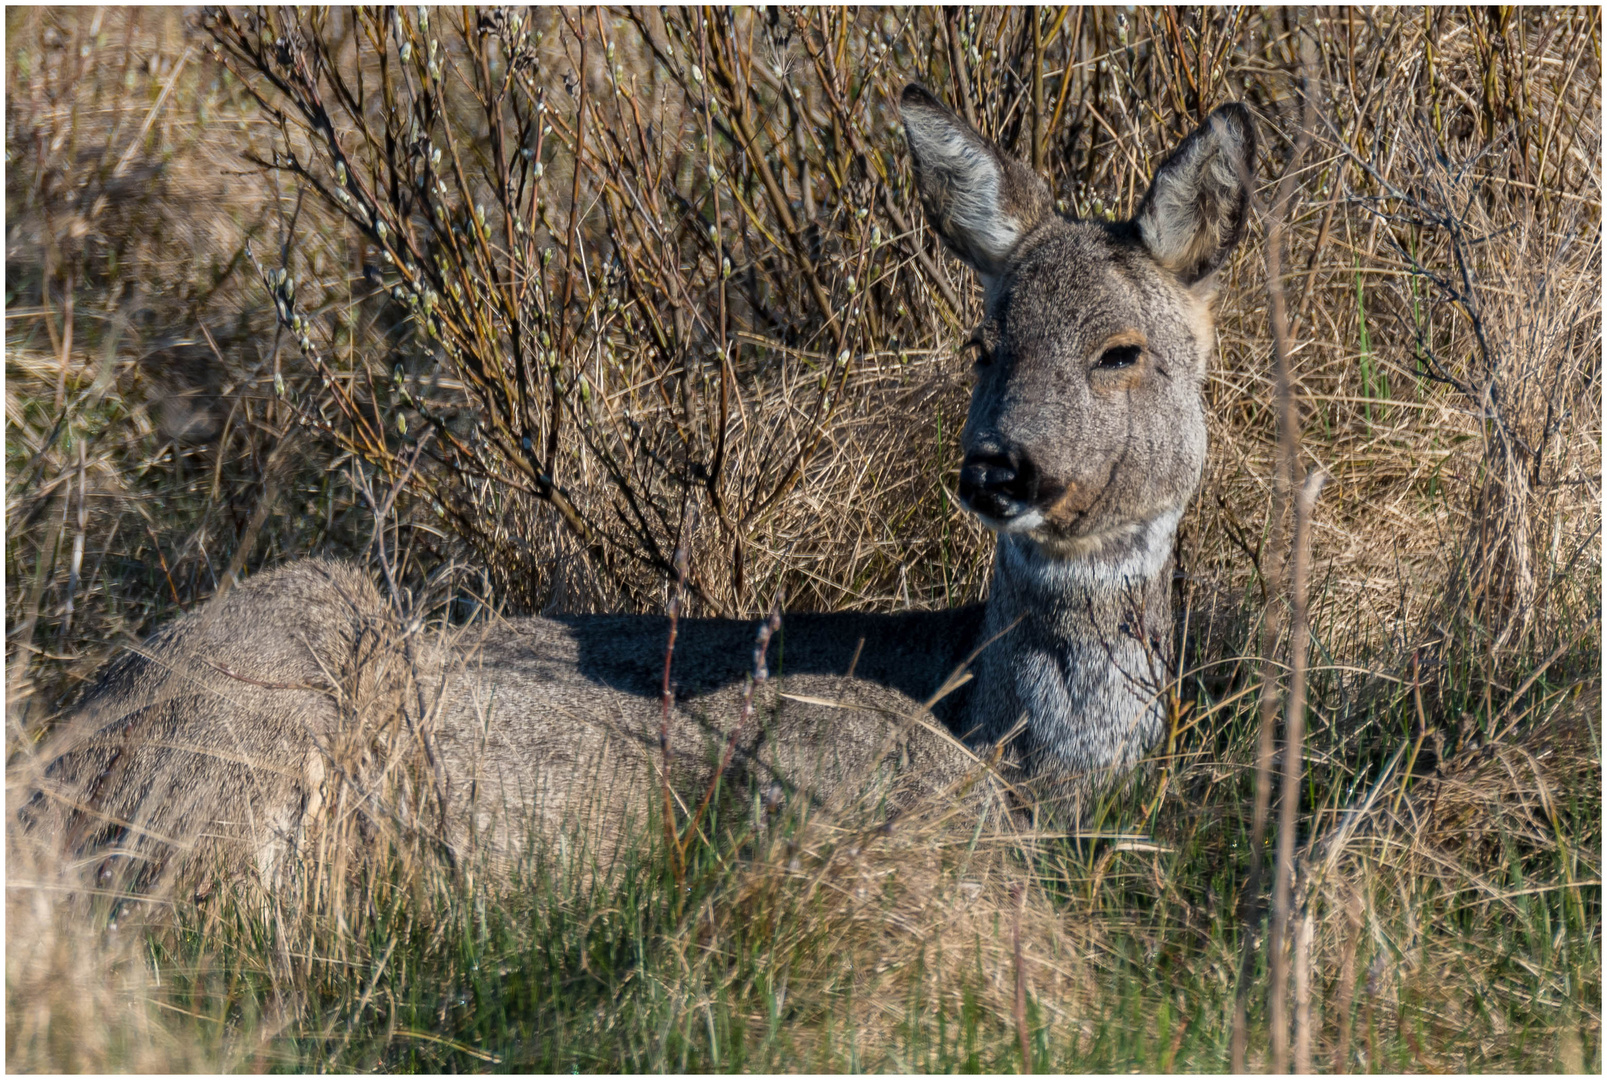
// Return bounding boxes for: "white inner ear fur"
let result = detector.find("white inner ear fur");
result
[905,114,1022,272]
[1139,114,1245,276]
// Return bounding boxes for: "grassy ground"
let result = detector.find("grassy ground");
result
[7,6,1601,1073]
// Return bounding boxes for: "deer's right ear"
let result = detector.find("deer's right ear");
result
[900,83,1051,282]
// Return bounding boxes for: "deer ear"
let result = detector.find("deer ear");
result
[1136,103,1257,287]
[900,83,1052,282]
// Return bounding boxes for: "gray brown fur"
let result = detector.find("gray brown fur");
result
[22,86,1254,883]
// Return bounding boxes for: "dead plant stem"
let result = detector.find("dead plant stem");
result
[1013,882,1032,1073]
[661,541,689,883]
[1272,467,1328,1072]
[1232,28,1320,1071]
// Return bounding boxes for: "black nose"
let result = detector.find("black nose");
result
[958,447,1038,520]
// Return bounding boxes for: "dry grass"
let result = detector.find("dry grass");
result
[6,6,1600,1073]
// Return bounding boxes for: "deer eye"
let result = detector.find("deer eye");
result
[1096,344,1142,369]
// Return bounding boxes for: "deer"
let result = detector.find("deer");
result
[18,85,1254,891]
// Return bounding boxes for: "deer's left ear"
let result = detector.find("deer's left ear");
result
[1136,103,1256,288]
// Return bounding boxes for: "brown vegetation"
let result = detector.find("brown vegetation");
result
[6,6,1599,1072]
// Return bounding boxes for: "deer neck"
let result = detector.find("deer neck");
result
[970,508,1180,782]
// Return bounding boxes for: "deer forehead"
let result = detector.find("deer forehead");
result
[992,223,1207,366]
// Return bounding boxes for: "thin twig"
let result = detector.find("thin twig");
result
[201,659,320,692]
[660,541,689,883]
[1231,29,1321,1070]
[1292,907,1314,1074]
[1013,882,1033,1074]
[681,596,783,854]
[1332,886,1364,1073]
[1272,468,1328,1072]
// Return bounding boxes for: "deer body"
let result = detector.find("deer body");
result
[26,87,1254,883]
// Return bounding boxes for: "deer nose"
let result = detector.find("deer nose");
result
[958,447,1038,520]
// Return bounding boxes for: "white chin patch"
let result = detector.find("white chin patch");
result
[993,510,1045,534]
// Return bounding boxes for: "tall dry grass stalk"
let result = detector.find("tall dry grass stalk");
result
[1271,468,1328,1070]
[7,6,1599,1072]
[1230,29,1318,1070]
